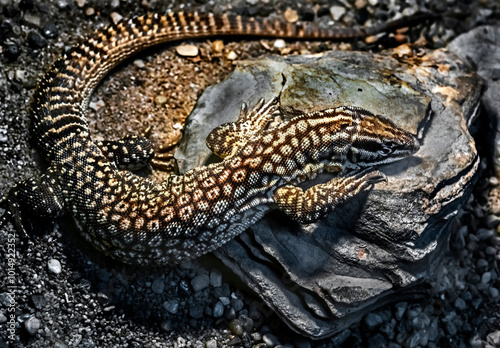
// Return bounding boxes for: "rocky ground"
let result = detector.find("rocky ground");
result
[0,0,499,347]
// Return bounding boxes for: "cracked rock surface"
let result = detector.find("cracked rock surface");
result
[175,48,483,338]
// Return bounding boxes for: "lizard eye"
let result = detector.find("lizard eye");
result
[380,141,397,155]
[380,145,393,155]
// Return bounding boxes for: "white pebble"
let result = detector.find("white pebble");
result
[110,12,123,24]
[176,44,199,57]
[47,259,61,274]
[330,5,346,21]
[226,51,238,60]
[489,176,499,186]
[273,39,286,49]
[133,59,146,68]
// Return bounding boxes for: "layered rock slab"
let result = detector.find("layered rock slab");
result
[175,48,482,338]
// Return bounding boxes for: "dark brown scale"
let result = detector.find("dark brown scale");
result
[0,12,424,266]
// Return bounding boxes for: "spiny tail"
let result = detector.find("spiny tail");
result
[30,11,434,159]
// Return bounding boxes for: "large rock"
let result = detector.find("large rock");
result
[448,26,500,217]
[175,47,482,338]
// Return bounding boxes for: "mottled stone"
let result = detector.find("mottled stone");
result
[449,25,500,175]
[175,48,482,338]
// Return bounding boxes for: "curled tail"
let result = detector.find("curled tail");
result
[30,11,434,160]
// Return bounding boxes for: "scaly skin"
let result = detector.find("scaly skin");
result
[1,12,421,266]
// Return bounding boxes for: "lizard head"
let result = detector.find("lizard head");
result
[346,107,420,167]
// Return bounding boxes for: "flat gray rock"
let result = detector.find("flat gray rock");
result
[175,48,482,338]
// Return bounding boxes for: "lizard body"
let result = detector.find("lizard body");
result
[1,12,420,266]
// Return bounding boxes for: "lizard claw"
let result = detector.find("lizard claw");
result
[365,170,388,185]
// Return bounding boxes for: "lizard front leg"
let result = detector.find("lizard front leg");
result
[206,98,278,158]
[273,170,386,224]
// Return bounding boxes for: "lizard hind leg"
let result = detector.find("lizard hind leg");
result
[0,170,65,237]
[97,134,155,171]
[206,97,279,158]
[273,170,386,224]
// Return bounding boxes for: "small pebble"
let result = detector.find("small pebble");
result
[454,297,467,311]
[364,312,384,330]
[27,31,47,49]
[151,278,165,294]
[163,300,179,314]
[251,332,263,342]
[191,274,210,292]
[85,7,95,16]
[444,320,458,336]
[355,0,367,9]
[213,301,224,318]
[489,176,499,186]
[489,287,499,298]
[219,296,230,306]
[239,314,254,332]
[226,51,238,60]
[284,8,299,23]
[5,44,21,60]
[228,319,243,336]
[31,294,46,310]
[189,305,204,319]
[41,23,59,39]
[176,44,199,57]
[227,336,241,346]
[476,258,489,270]
[110,12,123,25]
[262,333,280,346]
[330,5,346,21]
[273,39,286,49]
[212,40,224,53]
[231,298,244,312]
[365,35,379,44]
[224,307,236,321]
[14,70,26,83]
[47,259,61,274]
[96,292,109,305]
[133,59,146,68]
[57,0,69,9]
[160,320,172,332]
[24,316,40,336]
[210,270,222,287]
[406,331,420,348]
[154,95,168,106]
[23,13,41,26]
[485,246,496,255]
[482,272,492,284]
[206,339,217,348]
[89,99,105,111]
[476,228,494,240]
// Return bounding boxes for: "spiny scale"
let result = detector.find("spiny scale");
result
[2,12,421,266]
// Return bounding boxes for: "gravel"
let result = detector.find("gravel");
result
[0,0,499,347]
